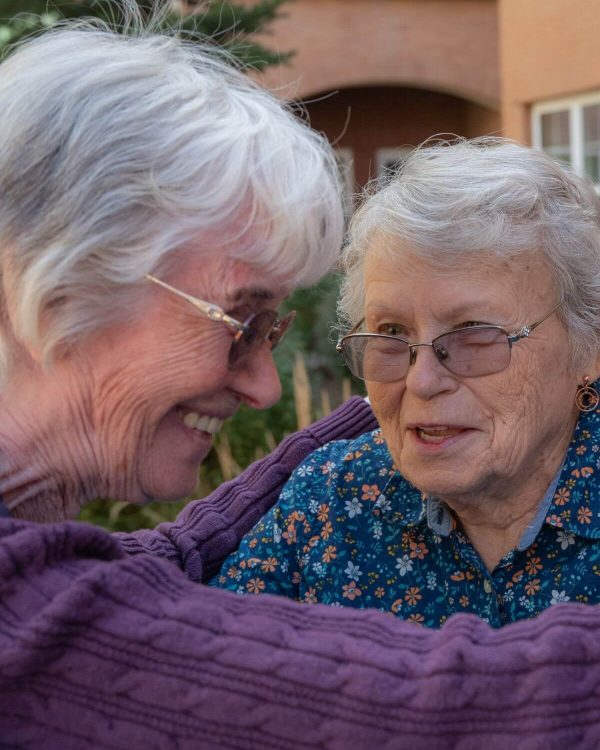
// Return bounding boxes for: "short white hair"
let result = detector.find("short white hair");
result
[0,24,343,381]
[339,136,600,366]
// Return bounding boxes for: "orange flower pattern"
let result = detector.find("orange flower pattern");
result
[211,398,600,628]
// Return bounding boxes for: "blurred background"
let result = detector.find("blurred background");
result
[1,0,598,529]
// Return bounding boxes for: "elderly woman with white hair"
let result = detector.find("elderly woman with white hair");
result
[213,138,600,628]
[0,25,344,521]
[3,23,600,750]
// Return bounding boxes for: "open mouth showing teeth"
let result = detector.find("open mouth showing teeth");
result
[176,406,224,435]
[416,427,463,443]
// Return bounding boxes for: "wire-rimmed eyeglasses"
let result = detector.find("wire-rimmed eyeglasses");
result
[336,303,561,382]
[145,274,295,369]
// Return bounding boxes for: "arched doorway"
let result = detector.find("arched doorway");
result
[302,85,500,194]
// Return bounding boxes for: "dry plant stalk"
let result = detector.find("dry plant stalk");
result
[265,430,277,452]
[293,353,312,430]
[342,377,352,404]
[214,431,242,481]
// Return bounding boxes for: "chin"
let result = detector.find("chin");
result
[403,465,476,501]
[151,480,198,503]
[139,464,202,503]
[138,436,212,502]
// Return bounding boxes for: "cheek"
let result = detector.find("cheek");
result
[367,381,406,443]
[94,324,232,428]
[469,361,569,464]
[154,326,230,391]
[367,381,399,415]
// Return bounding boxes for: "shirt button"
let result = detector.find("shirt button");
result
[483,579,493,594]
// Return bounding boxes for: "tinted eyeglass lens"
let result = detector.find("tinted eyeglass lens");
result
[341,327,512,382]
[229,310,278,368]
[433,326,511,377]
[268,310,296,350]
[342,335,411,382]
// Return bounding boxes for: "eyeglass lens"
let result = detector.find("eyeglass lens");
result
[228,310,295,368]
[341,326,511,382]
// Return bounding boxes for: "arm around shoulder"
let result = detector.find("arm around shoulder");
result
[2,517,600,749]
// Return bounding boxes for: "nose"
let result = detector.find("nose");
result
[404,343,457,400]
[228,343,282,409]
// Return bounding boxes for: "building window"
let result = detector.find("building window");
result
[532,93,600,185]
[375,147,413,185]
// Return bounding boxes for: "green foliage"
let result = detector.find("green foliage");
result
[0,0,292,69]
[80,497,188,532]
[180,0,292,69]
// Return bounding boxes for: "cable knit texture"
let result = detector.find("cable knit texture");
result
[1,398,600,748]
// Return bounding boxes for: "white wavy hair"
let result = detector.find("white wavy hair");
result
[0,23,343,382]
[339,136,600,366]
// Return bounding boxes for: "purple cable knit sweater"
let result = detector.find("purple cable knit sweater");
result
[1,397,600,749]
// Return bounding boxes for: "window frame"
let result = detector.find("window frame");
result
[532,91,600,185]
[375,146,413,185]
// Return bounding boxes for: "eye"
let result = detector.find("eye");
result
[457,321,486,329]
[377,322,407,337]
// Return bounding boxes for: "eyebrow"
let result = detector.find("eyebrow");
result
[228,287,276,304]
[366,300,502,320]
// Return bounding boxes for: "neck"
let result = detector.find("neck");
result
[0,357,102,522]
[442,414,577,572]
[457,505,540,571]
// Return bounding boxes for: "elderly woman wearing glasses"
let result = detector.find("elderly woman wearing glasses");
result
[0,28,335,524]
[212,138,600,628]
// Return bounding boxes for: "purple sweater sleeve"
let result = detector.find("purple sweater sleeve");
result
[116,396,378,581]
[1,516,600,749]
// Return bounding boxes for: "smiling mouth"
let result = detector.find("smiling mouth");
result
[176,406,225,435]
[415,426,465,443]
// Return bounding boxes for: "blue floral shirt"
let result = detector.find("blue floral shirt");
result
[210,401,600,628]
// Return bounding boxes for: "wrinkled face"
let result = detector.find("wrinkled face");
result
[72,250,288,503]
[363,243,596,508]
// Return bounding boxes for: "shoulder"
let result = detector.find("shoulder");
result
[0,517,123,571]
[283,428,394,498]
[289,428,390,472]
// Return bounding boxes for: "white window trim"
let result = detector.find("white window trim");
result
[532,91,600,184]
[375,147,413,183]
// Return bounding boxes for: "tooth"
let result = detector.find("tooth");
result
[208,416,222,434]
[183,412,200,429]
[196,415,211,432]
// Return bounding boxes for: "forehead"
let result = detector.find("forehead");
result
[170,250,290,305]
[363,241,555,315]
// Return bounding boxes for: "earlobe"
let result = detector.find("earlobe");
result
[576,351,600,389]
[594,351,600,383]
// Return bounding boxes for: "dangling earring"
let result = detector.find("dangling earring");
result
[575,376,600,413]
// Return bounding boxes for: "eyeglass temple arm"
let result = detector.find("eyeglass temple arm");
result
[507,301,562,344]
[145,274,247,332]
[336,318,365,352]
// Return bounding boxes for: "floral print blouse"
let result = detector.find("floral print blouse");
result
[210,400,600,628]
